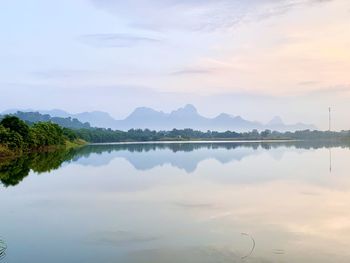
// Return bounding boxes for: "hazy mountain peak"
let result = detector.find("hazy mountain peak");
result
[234,116,244,121]
[183,104,197,112]
[215,113,232,119]
[2,106,316,132]
[48,109,70,115]
[2,108,34,115]
[132,106,159,113]
[128,107,164,118]
[171,104,198,116]
[268,116,284,126]
[78,111,110,116]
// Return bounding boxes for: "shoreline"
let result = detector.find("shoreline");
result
[88,139,299,146]
[2,137,348,160]
[0,140,86,161]
[0,139,297,160]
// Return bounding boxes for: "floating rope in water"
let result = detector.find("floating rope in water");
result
[241,233,255,260]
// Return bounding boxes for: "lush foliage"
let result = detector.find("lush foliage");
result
[1,114,349,157]
[0,116,80,156]
[74,127,350,143]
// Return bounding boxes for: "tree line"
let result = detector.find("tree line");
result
[0,116,81,157]
[1,115,350,158]
[73,127,350,143]
[2,111,350,143]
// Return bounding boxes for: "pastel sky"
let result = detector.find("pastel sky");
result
[0,0,349,130]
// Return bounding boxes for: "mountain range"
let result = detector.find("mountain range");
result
[1,104,316,132]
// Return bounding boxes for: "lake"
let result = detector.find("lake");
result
[1,141,350,263]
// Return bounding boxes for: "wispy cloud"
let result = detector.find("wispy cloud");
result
[171,68,214,75]
[89,0,335,32]
[307,84,350,96]
[255,0,334,21]
[79,33,162,48]
[298,81,321,86]
[32,69,93,79]
[173,202,217,209]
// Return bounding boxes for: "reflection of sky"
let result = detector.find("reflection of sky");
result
[1,145,350,262]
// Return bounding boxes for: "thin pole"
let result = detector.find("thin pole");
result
[329,107,331,131]
[328,107,332,173]
[329,148,332,173]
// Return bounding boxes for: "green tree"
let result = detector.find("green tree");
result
[0,125,24,150]
[0,116,30,144]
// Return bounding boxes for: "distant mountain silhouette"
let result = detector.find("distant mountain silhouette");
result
[115,104,316,131]
[0,111,91,129]
[2,105,316,131]
[39,109,116,128]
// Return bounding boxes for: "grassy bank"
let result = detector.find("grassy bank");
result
[65,138,87,149]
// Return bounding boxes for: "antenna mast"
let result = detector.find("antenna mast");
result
[328,107,331,131]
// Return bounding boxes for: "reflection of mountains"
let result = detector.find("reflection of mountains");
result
[75,143,258,173]
[73,141,350,173]
[1,141,349,187]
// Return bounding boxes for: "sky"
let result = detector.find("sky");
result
[0,0,349,130]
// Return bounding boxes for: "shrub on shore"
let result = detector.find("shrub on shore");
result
[0,116,82,158]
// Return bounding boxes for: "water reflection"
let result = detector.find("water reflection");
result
[77,141,349,172]
[1,141,349,187]
[0,149,77,187]
[1,141,350,262]
[0,239,6,261]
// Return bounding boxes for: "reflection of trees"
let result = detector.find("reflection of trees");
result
[29,150,76,173]
[1,140,349,187]
[0,149,77,187]
[74,140,350,155]
[0,157,30,187]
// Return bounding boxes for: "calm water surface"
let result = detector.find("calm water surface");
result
[1,141,350,263]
